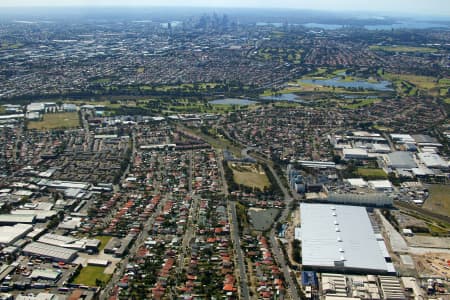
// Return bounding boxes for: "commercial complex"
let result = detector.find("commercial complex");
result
[299,203,393,274]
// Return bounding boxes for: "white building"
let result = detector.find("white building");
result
[300,203,392,274]
[368,180,394,192]
[343,148,368,160]
[417,153,449,169]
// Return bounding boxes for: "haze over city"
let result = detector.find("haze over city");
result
[1,0,450,16]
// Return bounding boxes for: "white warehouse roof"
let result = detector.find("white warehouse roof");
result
[0,224,33,245]
[300,203,389,274]
[417,153,449,169]
[343,148,368,159]
[368,180,393,191]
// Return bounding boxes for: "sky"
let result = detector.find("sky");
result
[1,0,450,16]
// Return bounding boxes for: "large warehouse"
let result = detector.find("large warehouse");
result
[0,224,33,245]
[300,203,392,274]
[386,152,417,169]
[22,242,78,263]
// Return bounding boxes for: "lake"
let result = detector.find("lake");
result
[261,93,305,103]
[209,98,257,105]
[301,78,394,91]
[302,23,344,30]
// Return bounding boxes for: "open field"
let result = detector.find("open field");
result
[423,185,450,217]
[28,112,80,130]
[72,265,111,286]
[95,235,112,251]
[355,167,387,179]
[369,45,437,53]
[229,162,270,191]
[382,73,450,97]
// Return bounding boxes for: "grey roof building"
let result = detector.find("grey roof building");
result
[386,151,417,169]
[22,242,78,263]
[0,214,36,225]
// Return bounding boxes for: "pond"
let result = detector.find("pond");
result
[209,98,257,105]
[261,93,305,103]
[248,207,280,231]
[300,78,394,91]
[342,95,379,99]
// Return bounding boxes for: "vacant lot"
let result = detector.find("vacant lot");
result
[423,185,450,217]
[73,265,111,286]
[355,167,387,179]
[28,112,80,130]
[229,162,270,190]
[248,207,280,231]
[95,235,112,251]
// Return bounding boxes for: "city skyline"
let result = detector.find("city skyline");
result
[1,0,450,16]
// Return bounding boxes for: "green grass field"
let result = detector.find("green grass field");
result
[355,168,387,179]
[28,112,80,130]
[381,73,450,97]
[73,265,111,287]
[229,162,270,191]
[95,235,112,251]
[423,185,450,217]
[369,45,437,53]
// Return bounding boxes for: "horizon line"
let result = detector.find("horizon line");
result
[0,6,449,18]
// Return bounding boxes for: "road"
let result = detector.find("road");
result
[222,132,300,299]
[230,201,251,300]
[178,150,198,272]
[217,151,250,300]
[381,132,395,151]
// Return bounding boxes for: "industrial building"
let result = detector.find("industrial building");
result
[417,153,449,169]
[386,152,417,169]
[326,192,392,207]
[390,134,415,144]
[0,224,33,245]
[368,180,394,193]
[300,203,392,274]
[38,233,100,252]
[11,209,57,222]
[342,148,368,160]
[0,214,36,225]
[22,242,78,263]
